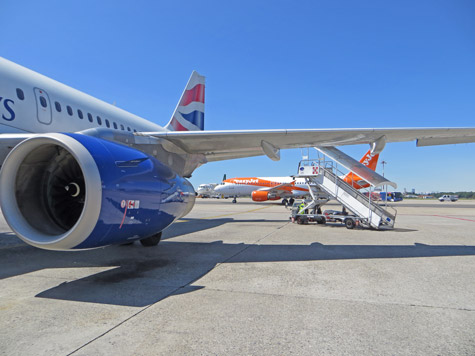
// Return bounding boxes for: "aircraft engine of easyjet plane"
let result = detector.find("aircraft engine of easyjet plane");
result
[251,190,280,202]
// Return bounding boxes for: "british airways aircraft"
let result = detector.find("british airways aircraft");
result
[1,57,474,251]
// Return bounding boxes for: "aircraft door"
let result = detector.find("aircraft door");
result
[34,88,52,125]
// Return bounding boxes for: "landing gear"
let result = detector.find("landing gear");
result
[232,197,237,203]
[289,198,295,206]
[140,231,162,246]
[282,198,289,206]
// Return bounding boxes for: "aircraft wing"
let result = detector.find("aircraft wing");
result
[139,127,475,162]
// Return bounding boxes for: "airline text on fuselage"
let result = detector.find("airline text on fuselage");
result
[0,97,15,121]
[231,179,259,184]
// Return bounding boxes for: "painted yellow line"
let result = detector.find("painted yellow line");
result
[177,205,273,222]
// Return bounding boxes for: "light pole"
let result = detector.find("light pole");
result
[381,160,387,177]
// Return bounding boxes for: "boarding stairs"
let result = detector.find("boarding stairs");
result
[297,147,397,229]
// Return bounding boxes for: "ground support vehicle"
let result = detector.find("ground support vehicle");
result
[289,202,367,229]
[289,147,398,230]
[439,194,459,202]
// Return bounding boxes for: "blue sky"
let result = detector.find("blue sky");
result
[2,1,475,192]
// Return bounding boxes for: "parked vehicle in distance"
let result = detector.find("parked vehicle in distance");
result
[439,194,459,202]
[379,191,404,202]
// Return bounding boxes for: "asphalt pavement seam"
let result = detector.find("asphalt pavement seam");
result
[211,220,292,267]
[199,287,475,312]
[66,282,187,356]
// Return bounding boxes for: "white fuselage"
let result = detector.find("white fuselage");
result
[0,57,163,136]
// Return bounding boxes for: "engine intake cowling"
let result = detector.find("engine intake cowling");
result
[251,190,280,202]
[0,133,195,250]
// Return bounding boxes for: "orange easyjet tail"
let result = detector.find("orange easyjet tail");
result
[342,150,379,189]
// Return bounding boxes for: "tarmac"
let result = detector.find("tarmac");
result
[1,198,475,356]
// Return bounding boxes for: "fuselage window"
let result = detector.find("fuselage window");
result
[120,124,124,130]
[97,116,102,125]
[55,101,61,112]
[113,122,118,129]
[127,127,131,131]
[133,129,137,133]
[87,113,93,122]
[16,88,25,100]
[40,96,48,108]
[67,105,73,116]
[105,119,110,128]
[77,109,83,119]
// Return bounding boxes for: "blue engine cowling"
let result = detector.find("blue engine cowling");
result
[0,133,195,250]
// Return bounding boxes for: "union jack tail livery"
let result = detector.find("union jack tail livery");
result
[165,71,205,131]
[342,149,379,189]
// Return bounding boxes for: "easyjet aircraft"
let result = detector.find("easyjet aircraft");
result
[213,149,379,204]
[1,56,475,251]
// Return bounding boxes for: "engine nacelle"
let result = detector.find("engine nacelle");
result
[0,133,195,250]
[251,190,280,202]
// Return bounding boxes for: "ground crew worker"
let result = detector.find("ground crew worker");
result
[298,202,306,214]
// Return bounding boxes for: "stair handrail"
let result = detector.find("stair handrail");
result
[320,165,396,221]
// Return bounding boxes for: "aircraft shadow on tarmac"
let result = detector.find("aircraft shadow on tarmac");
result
[162,217,288,240]
[0,218,471,307]
[1,243,475,307]
[29,241,475,307]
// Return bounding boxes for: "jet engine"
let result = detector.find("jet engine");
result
[251,190,280,202]
[0,133,195,250]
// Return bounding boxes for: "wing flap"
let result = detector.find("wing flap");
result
[417,136,475,146]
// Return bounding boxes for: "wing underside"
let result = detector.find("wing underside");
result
[2,127,475,177]
[139,127,475,162]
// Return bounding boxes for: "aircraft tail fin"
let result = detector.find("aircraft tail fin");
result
[165,71,205,131]
[342,149,379,188]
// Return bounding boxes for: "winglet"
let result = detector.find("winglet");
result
[165,71,205,131]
